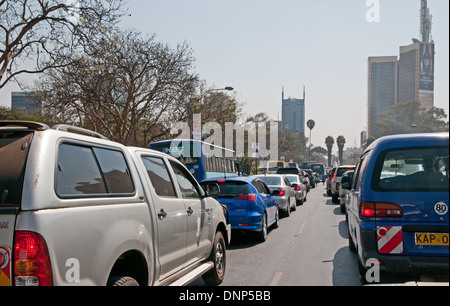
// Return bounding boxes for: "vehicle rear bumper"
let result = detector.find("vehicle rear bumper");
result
[359,229,449,275]
[276,197,289,211]
[229,213,264,232]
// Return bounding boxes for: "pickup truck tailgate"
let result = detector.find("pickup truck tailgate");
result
[0,214,15,286]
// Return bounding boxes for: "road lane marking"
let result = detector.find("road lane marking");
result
[296,222,306,236]
[268,272,283,286]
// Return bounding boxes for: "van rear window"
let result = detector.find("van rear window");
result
[372,147,449,192]
[0,131,33,207]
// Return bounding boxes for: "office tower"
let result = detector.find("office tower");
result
[367,56,398,137]
[398,40,435,111]
[281,87,305,133]
[397,0,434,110]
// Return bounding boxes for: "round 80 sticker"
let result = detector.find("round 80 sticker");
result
[434,202,448,216]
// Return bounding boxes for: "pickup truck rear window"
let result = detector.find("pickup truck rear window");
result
[56,143,135,197]
[0,131,33,207]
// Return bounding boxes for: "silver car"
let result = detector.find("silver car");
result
[254,174,296,217]
[339,170,354,213]
[285,174,307,205]
[0,121,230,286]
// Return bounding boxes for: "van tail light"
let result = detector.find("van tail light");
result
[234,194,257,202]
[360,202,403,218]
[14,231,53,286]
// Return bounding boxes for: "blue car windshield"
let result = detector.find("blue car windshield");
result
[373,147,449,192]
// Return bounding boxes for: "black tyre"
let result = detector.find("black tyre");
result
[107,276,139,286]
[256,213,268,242]
[203,231,226,286]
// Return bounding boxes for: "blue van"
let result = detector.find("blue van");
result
[346,133,449,281]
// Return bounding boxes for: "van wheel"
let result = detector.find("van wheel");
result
[348,227,356,252]
[203,231,226,286]
[107,276,139,286]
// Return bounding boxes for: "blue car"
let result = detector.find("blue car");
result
[346,133,449,283]
[201,177,278,242]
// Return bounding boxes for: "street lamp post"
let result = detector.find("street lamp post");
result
[200,86,234,105]
[411,124,433,132]
[193,86,234,141]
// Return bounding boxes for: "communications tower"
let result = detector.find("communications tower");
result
[420,0,433,43]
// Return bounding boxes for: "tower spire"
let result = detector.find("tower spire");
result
[420,0,433,43]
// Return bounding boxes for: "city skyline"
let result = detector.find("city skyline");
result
[1,0,448,155]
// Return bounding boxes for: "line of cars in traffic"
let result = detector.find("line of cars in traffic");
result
[326,133,449,284]
[200,167,313,242]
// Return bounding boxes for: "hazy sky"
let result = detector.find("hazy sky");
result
[1,0,449,154]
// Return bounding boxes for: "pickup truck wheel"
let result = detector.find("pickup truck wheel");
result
[107,276,139,286]
[202,231,226,286]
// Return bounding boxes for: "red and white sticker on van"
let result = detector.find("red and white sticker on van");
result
[0,246,11,286]
[377,226,404,254]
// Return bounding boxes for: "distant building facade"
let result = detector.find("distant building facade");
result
[398,40,435,111]
[281,87,305,134]
[11,92,41,115]
[366,0,436,138]
[367,56,398,137]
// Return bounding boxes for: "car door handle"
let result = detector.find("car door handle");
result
[158,209,168,220]
[187,207,194,216]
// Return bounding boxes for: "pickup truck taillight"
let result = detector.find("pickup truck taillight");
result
[14,231,53,286]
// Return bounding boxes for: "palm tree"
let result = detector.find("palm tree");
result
[307,120,315,159]
[336,135,346,165]
[325,136,334,167]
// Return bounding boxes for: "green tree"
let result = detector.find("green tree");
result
[336,135,346,165]
[372,101,449,139]
[279,129,307,163]
[325,136,334,167]
[0,0,124,89]
[306,119,315,158]
[34,29,199,146]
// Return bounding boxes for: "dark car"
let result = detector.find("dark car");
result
[302,169,316,188]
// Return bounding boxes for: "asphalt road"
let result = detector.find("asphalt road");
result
[193,184,362,286]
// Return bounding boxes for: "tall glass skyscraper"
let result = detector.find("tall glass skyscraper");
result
[367,56,398,137]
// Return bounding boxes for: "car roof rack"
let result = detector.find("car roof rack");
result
[52,124,109,140]
[0,120,50,131]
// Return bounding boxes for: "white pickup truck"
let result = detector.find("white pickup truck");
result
[0,121,230,286]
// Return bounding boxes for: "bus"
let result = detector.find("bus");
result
[149,139,240,182]
[302,162,326,176]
